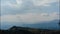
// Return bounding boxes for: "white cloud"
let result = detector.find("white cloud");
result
[7,0,23,8]
[1,12,59,24]
[32,0,59,6]
[1,0,59,8]
[16,0,22,4]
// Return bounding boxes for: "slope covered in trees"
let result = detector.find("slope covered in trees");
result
[0,26,60,34]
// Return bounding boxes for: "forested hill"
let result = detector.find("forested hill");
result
[0,26,60,34]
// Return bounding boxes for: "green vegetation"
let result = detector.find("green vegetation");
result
[0,26,60,34]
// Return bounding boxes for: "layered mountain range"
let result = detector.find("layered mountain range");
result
[1,19,60,30]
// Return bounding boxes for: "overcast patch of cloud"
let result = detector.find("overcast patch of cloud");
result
[1,0,59,24]
[1,12,59,24]
[1,0,59,8]
[32,0,59,6]
[1,0,59,15]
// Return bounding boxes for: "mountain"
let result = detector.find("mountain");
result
[1,19,60,30]
[0,26,60,34]
[23,19,60,30]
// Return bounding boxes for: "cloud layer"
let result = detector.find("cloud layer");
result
[1,0,59,15]
[1,12,59,24]
[1,0,59,24]
[32,0,59,6]
[1,0,59,8]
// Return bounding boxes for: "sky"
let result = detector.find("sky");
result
[0,0,60,25]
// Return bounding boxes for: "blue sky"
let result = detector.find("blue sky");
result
[1,0,59,24]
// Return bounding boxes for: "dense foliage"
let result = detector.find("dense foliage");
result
[0,26,60,34]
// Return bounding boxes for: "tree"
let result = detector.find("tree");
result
[59,21,60,30]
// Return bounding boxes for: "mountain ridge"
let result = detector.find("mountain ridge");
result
[1,19,60,30]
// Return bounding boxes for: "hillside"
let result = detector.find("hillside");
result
[0,26,60,34]
[22,19,60,30]
[1,19,60,30]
